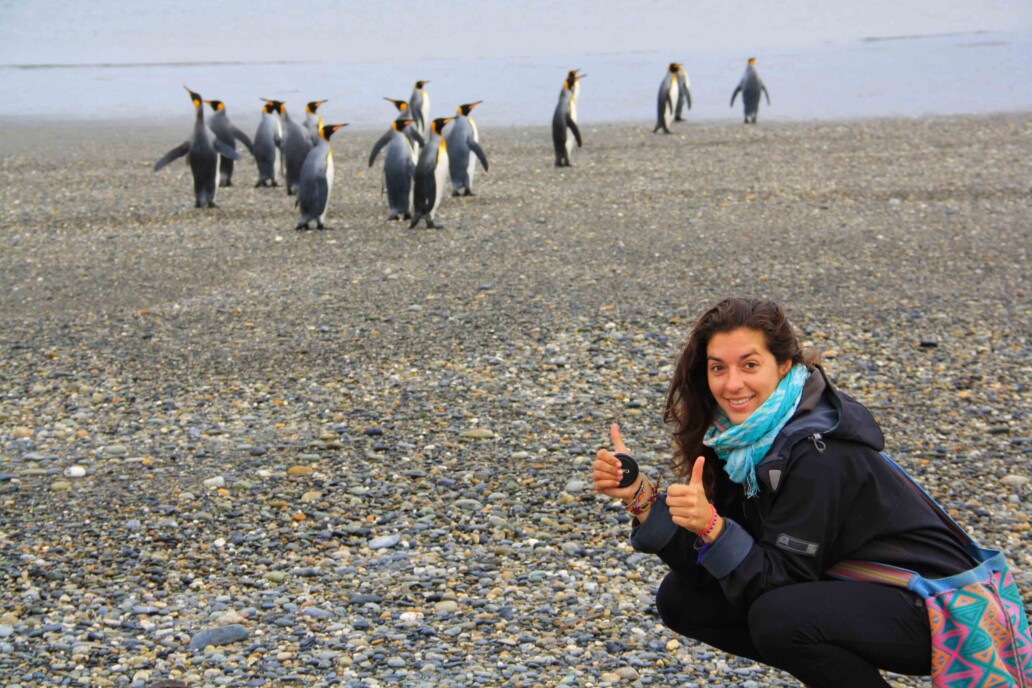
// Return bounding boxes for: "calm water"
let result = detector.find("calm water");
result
[1,0,1030,129]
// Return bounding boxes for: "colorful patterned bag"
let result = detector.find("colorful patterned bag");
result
[827,454,1032,688]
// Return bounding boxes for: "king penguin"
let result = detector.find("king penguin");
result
[409,80,431,138]
[654,63,691,133]
[552,70,585,167]
[674,64,692,121]
[410,117,453,229]
[303,100,328,143]
[730,57,770,124]
[280,103,313,196]
[153,86,242,208]
[445,102,488,197]
[384,97,423,157]
[254,99,284,187]
[206,99,255,187]
[369,117,423,221]
[296,121,348,230]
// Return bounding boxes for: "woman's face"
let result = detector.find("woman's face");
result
[706,327,792,425]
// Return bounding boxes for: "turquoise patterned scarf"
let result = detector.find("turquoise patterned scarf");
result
[703,364,810,498]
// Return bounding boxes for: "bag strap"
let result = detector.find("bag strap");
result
[826,452,975,587]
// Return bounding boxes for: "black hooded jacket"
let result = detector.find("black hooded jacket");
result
[631,366,973,612]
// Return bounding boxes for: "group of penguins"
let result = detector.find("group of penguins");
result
[154,59,769,230]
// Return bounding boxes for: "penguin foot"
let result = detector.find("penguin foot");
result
[255,180,265,188]
[462,189,475,197]
[223,180,233,188]
[403,212,412,220]
[295,222,310,231]
[388,213,399,221]
[452,190,461,197]
[207,201,219,209]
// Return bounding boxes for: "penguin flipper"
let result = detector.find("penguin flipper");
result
[232,127,255,155]
[761,84,771,105]
[214,140,243,161]
[154,141,190,171]
[408,130,426,149]
[566,117,583,148]
[730,85,742,107]
[369,130,392,167]
[469,140,489,172]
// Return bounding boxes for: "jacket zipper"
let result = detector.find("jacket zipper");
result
[808,433,827,453]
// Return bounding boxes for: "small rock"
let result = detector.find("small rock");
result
[51,480,72,491]
[1002,475,1029,487]
[187,623,249,650]
[287,465,314,476]
[460,428,496,440]
[369,533,401,549]
[63,466,86,478]
[203,476,225,489]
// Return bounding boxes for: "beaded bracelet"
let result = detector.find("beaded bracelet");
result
[695,503,719,539]
[624,475,661,517]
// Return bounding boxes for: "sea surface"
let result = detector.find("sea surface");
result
[1,0,1030,130]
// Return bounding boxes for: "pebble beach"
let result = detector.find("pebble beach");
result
[1,113,1030,687]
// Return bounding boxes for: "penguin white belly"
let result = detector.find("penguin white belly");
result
[432,147,449,219]
[320,153,334,224]
[663,80,676,129]
[466,119,479,188]
[274,120,284,180]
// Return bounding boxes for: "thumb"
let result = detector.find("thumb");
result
[690,456,705,487]
[610,423,628,454]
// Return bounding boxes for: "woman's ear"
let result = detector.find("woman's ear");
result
[778,359,793,378]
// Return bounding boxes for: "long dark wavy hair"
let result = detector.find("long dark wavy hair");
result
[664,297,818,491]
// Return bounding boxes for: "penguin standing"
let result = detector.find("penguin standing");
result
[674,65,692,121]
[206,99,255,187]
[410,117,453,229]
[154,86,241,208]
[552,70,585,167]
[384,97,423,157]
[369,117,424,221]
[730,57,770,124]
[445,102,488,197]
[303,100,328,143]
[279,103,313,196]
[408,80,430,138]
[296,121,348,230]
[654,63,691,134]
[254,99,284,187]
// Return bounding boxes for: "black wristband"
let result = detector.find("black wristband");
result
[614,453,639,488]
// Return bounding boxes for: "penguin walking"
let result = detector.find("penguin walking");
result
[295,121,348,230]
[206,99,255,187]
[303,100,328,143]
[730,57,770,124]
[369,117,424,221]
[552,70,585,167]
[154,86,241,208]
[408,80,430,138]
[410,117,453,229]
[384,97,423,157]
[280,103,313,196]
[445,102,488,197]
[674,65,692,121]
[254,99,284,187]
[654,63,691,134]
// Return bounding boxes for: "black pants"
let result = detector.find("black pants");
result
[656,572,931,688]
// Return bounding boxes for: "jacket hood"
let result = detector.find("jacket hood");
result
[769,365,885,461]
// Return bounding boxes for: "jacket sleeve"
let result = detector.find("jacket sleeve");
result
[696,442,873,611]
[630,495,715,587]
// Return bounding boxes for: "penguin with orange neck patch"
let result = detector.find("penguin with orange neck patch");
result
[445,101,488,197]
[410,117,454,229]
[153,86,241,208]
[552,70,584,167]
[206,99,254,187]
[730,57,770,124]
[296,121,347,230]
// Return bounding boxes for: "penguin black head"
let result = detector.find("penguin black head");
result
[564,71,585,90]
[261,99,285,115]
[430,117,453,135]
[392,118,414,132]
[748,57,757,66]
[415,80,430,89]
[306,100,328,115]
[319,122,348,140]
[206,100,226,112]
[183,86,203,109]
[456,101,482,117]
[384,98,409,112]
[668,63,681,74]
